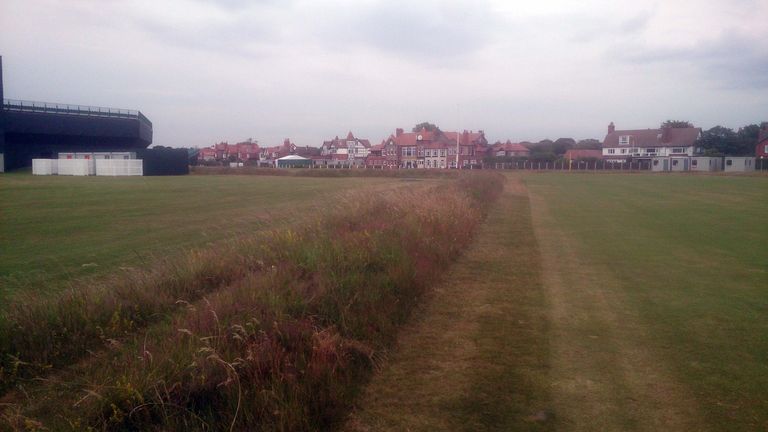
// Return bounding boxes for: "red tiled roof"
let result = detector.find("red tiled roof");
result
[603,127,701,148]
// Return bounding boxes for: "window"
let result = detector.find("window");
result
[671,147,684,153]
[619,135,630,145]
[440,149,446,157]
[620,149,626,154]
[764,144,768,154]
[608,149,615,154]
[653,160,659,166]
[691,159,698,167]
[726,159,733,166]
[646,148,657,153]
[672,160,678,166]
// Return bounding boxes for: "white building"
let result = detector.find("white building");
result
[724,157,756,172]
[602,122,701,163]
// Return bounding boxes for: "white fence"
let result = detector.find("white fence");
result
[95,159,143,176]
[58,159,95,176]
[32,159,58,175]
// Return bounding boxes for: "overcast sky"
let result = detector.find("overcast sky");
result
[2,0,767,147]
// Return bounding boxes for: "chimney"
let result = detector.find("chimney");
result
[760,123,768,142]
[396,128,403,137]
[608,122,615,134]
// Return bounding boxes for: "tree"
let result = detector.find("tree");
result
[412,122,440,133]
[696,125,757,156]
[661,120,694,128]
[552,138,576,155]
[575,138,602,149]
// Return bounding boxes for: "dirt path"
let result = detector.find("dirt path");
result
[344,176,552,431]
[527,178,707,431]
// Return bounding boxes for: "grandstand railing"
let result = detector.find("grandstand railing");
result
[2,99,152,127]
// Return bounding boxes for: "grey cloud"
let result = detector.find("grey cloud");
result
[132,12,278,58]
[613,34,768,89]
[312,0,500,63]
[568,11,653,44]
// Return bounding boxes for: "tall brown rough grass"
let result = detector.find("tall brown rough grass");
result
[192,166,461,178]
[0,173,503,431]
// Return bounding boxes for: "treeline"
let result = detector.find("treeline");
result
[697,123,766,157]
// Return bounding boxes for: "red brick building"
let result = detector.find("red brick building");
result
[372,127,488,169]
[756,123,768,159]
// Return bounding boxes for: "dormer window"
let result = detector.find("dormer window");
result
[619,135,630,146]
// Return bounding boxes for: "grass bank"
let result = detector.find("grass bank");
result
[1,173,503,431]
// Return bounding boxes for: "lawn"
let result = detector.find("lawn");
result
[524,173,768,430]
[0,173,400,299]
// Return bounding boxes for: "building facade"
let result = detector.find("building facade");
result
[602,122,701,163]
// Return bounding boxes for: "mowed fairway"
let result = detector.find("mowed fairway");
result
[0,174,401,299]
[347,172,766,432]
[524,173,767,431]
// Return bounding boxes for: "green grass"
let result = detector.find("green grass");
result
[0,173,504,431]
[0,174,399,299]
[523,173,768,430]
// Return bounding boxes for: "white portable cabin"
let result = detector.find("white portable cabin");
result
[724,157,755,172]
[651,157,688,171]
[32,159,58,175]
[95,159,143,176]
[58,151,136,160]
[58,159,95,176]
[690,157,722,172]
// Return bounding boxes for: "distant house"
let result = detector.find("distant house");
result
[757,124,768,159]
[382,127,488,169]
[602,122,701,163]
[259,139,296,166]
[320,132,371,167]
[564,149,602,161]
[364,143,387,168]
[491,140,530,158]
[198,141,259,163]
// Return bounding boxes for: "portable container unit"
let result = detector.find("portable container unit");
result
[670,157,689,171]
[690,157,722,172]
[59,151,136,160]
[58,158,94,176]
[32,158,58,175]
[95,159,143,176]
[651,157,670,172]
[724,157,756,172]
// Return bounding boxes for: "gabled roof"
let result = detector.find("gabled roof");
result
[443,131,486,146]
[603,127,701,148]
